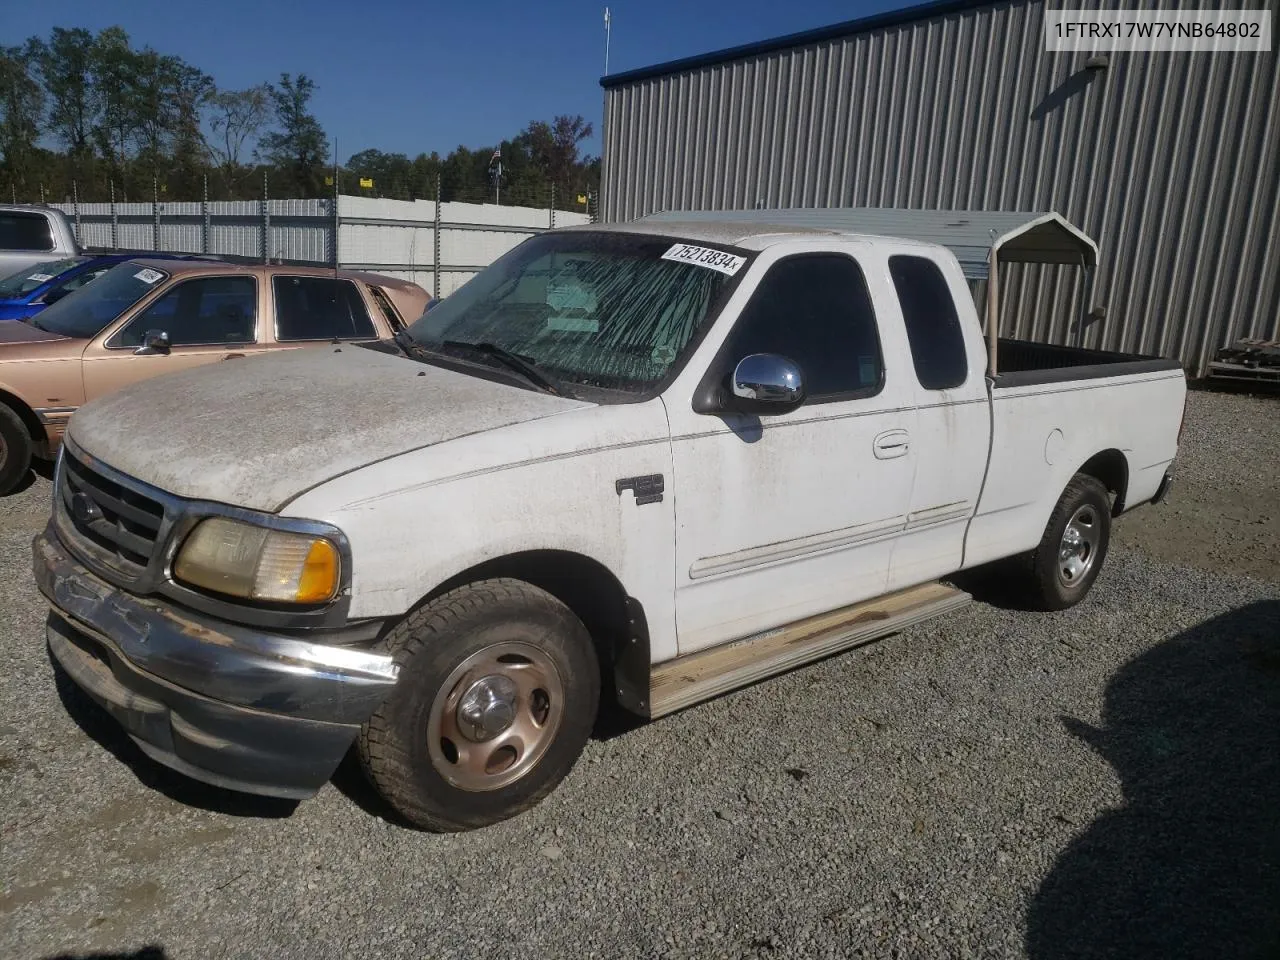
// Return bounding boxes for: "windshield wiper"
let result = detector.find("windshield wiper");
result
[441,340,561,395]
[392,328,431,359]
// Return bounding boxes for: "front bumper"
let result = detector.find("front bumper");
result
[34,525,399,799]
[1151,468,1175,504]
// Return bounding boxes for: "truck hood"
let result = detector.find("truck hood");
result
[67,345,593,512]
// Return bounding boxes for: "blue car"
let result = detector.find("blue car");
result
[0,252,214,321]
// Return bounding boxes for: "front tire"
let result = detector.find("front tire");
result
[1025,473,1112,611]
[0,404,33,496]
[358,578,600,832]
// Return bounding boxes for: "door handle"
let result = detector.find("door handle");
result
[873,429,910,459]
[222,353,245,361]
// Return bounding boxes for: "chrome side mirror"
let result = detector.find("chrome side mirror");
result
[135,329,171,355]
[729,353,805,414]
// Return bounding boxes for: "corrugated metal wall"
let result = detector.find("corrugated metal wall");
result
[599,0,1280,374]
[49,198,591,298]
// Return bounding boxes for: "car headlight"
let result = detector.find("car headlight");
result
[173,517,341,604]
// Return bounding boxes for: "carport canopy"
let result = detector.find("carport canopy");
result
[638,207,1099,280]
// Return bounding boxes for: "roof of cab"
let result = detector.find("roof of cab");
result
[624,208,1100,279]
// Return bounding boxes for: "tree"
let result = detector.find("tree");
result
[346,148,417,199]
[258,73,329,198]
[90,27,139,180]
[0,42,45,191]
[206,85,270,195]
[130,49,212,183]
[33,28,97,162]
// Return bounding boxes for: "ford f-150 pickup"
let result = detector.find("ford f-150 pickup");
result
[32,212,1187,832]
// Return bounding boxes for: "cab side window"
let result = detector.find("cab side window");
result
[116,276,257,348]
[717,253,884,401]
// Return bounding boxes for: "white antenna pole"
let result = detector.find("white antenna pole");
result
[604,7,612,74]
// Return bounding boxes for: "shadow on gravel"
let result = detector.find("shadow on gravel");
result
[945,561,1043,612]
[7,456,55,496]
[41,948,166,960]
[1027,599,1280,960]
[49,653,298,821]
[328,749,413,828]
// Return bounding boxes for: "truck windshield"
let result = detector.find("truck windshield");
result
[31,262,169,338]
[405,230,752,396]
[0,257,87,298]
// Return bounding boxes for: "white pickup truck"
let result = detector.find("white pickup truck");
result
[33,212,1187,831]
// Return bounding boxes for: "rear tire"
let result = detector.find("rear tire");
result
[1025,473,1112,611]
[358,578,599,832]
[0,404,33,496]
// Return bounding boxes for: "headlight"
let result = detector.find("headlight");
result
[173,517,341,604]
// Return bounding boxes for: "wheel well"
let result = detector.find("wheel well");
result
[425,550,646,714]
[1077,449,1129,515]
[0,388,41,443]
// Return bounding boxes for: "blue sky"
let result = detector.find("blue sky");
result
[6,0,907,162]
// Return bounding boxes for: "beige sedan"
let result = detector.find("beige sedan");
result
[0,258,431,494]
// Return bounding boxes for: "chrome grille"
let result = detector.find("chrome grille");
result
[58,451,165,575]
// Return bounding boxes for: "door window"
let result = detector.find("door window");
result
[889,255,968,390]
[715,253,884,401]
[273,275,376,340]
[116,276,257,348]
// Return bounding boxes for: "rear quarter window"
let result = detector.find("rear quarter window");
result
[888,255,969,390]
[273,275,377,341]
[368,285,405,329]
[0,213,54,252]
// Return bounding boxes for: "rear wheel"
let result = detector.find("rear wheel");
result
[0,404,33,496]
[358,578,599,832]
[1025,473,1112,610]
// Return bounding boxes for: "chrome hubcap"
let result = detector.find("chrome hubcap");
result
[1058,504,1100,586]
[427,641,564,792]
[457,675,518,741]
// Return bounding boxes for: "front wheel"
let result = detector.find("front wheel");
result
[1025,473,1113,611]
[358,578,600,832]
[0,404,33,496]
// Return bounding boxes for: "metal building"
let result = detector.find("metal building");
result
[598,0,1279,375]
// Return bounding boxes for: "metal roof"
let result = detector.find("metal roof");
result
[599,0,995,88]
[637,208,1099,280]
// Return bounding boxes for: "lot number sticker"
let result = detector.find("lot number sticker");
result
[661,243,746,276]
[27,273,53,283]
[134,268,164,284]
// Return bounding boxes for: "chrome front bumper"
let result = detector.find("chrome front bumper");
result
[33,525,399,799]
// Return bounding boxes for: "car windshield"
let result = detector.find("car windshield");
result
[405,230,752,396]
[0,257,88,299]
[31,262,169,338]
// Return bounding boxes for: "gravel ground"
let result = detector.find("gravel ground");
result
[1,387,1277,960]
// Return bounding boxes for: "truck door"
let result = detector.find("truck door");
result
[882,252,991,591]
[665,247,919,656]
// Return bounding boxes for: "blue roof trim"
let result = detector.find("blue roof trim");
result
[600,0,1004,89]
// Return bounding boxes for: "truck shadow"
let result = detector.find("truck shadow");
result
[945,559,1045,612]
[1026,599,1280,960]
[41,948,166,960]
[48,651,297,821]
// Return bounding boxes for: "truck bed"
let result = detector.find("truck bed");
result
[992,338,1183,388]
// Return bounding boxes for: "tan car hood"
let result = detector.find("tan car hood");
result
[67,344,592,512]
